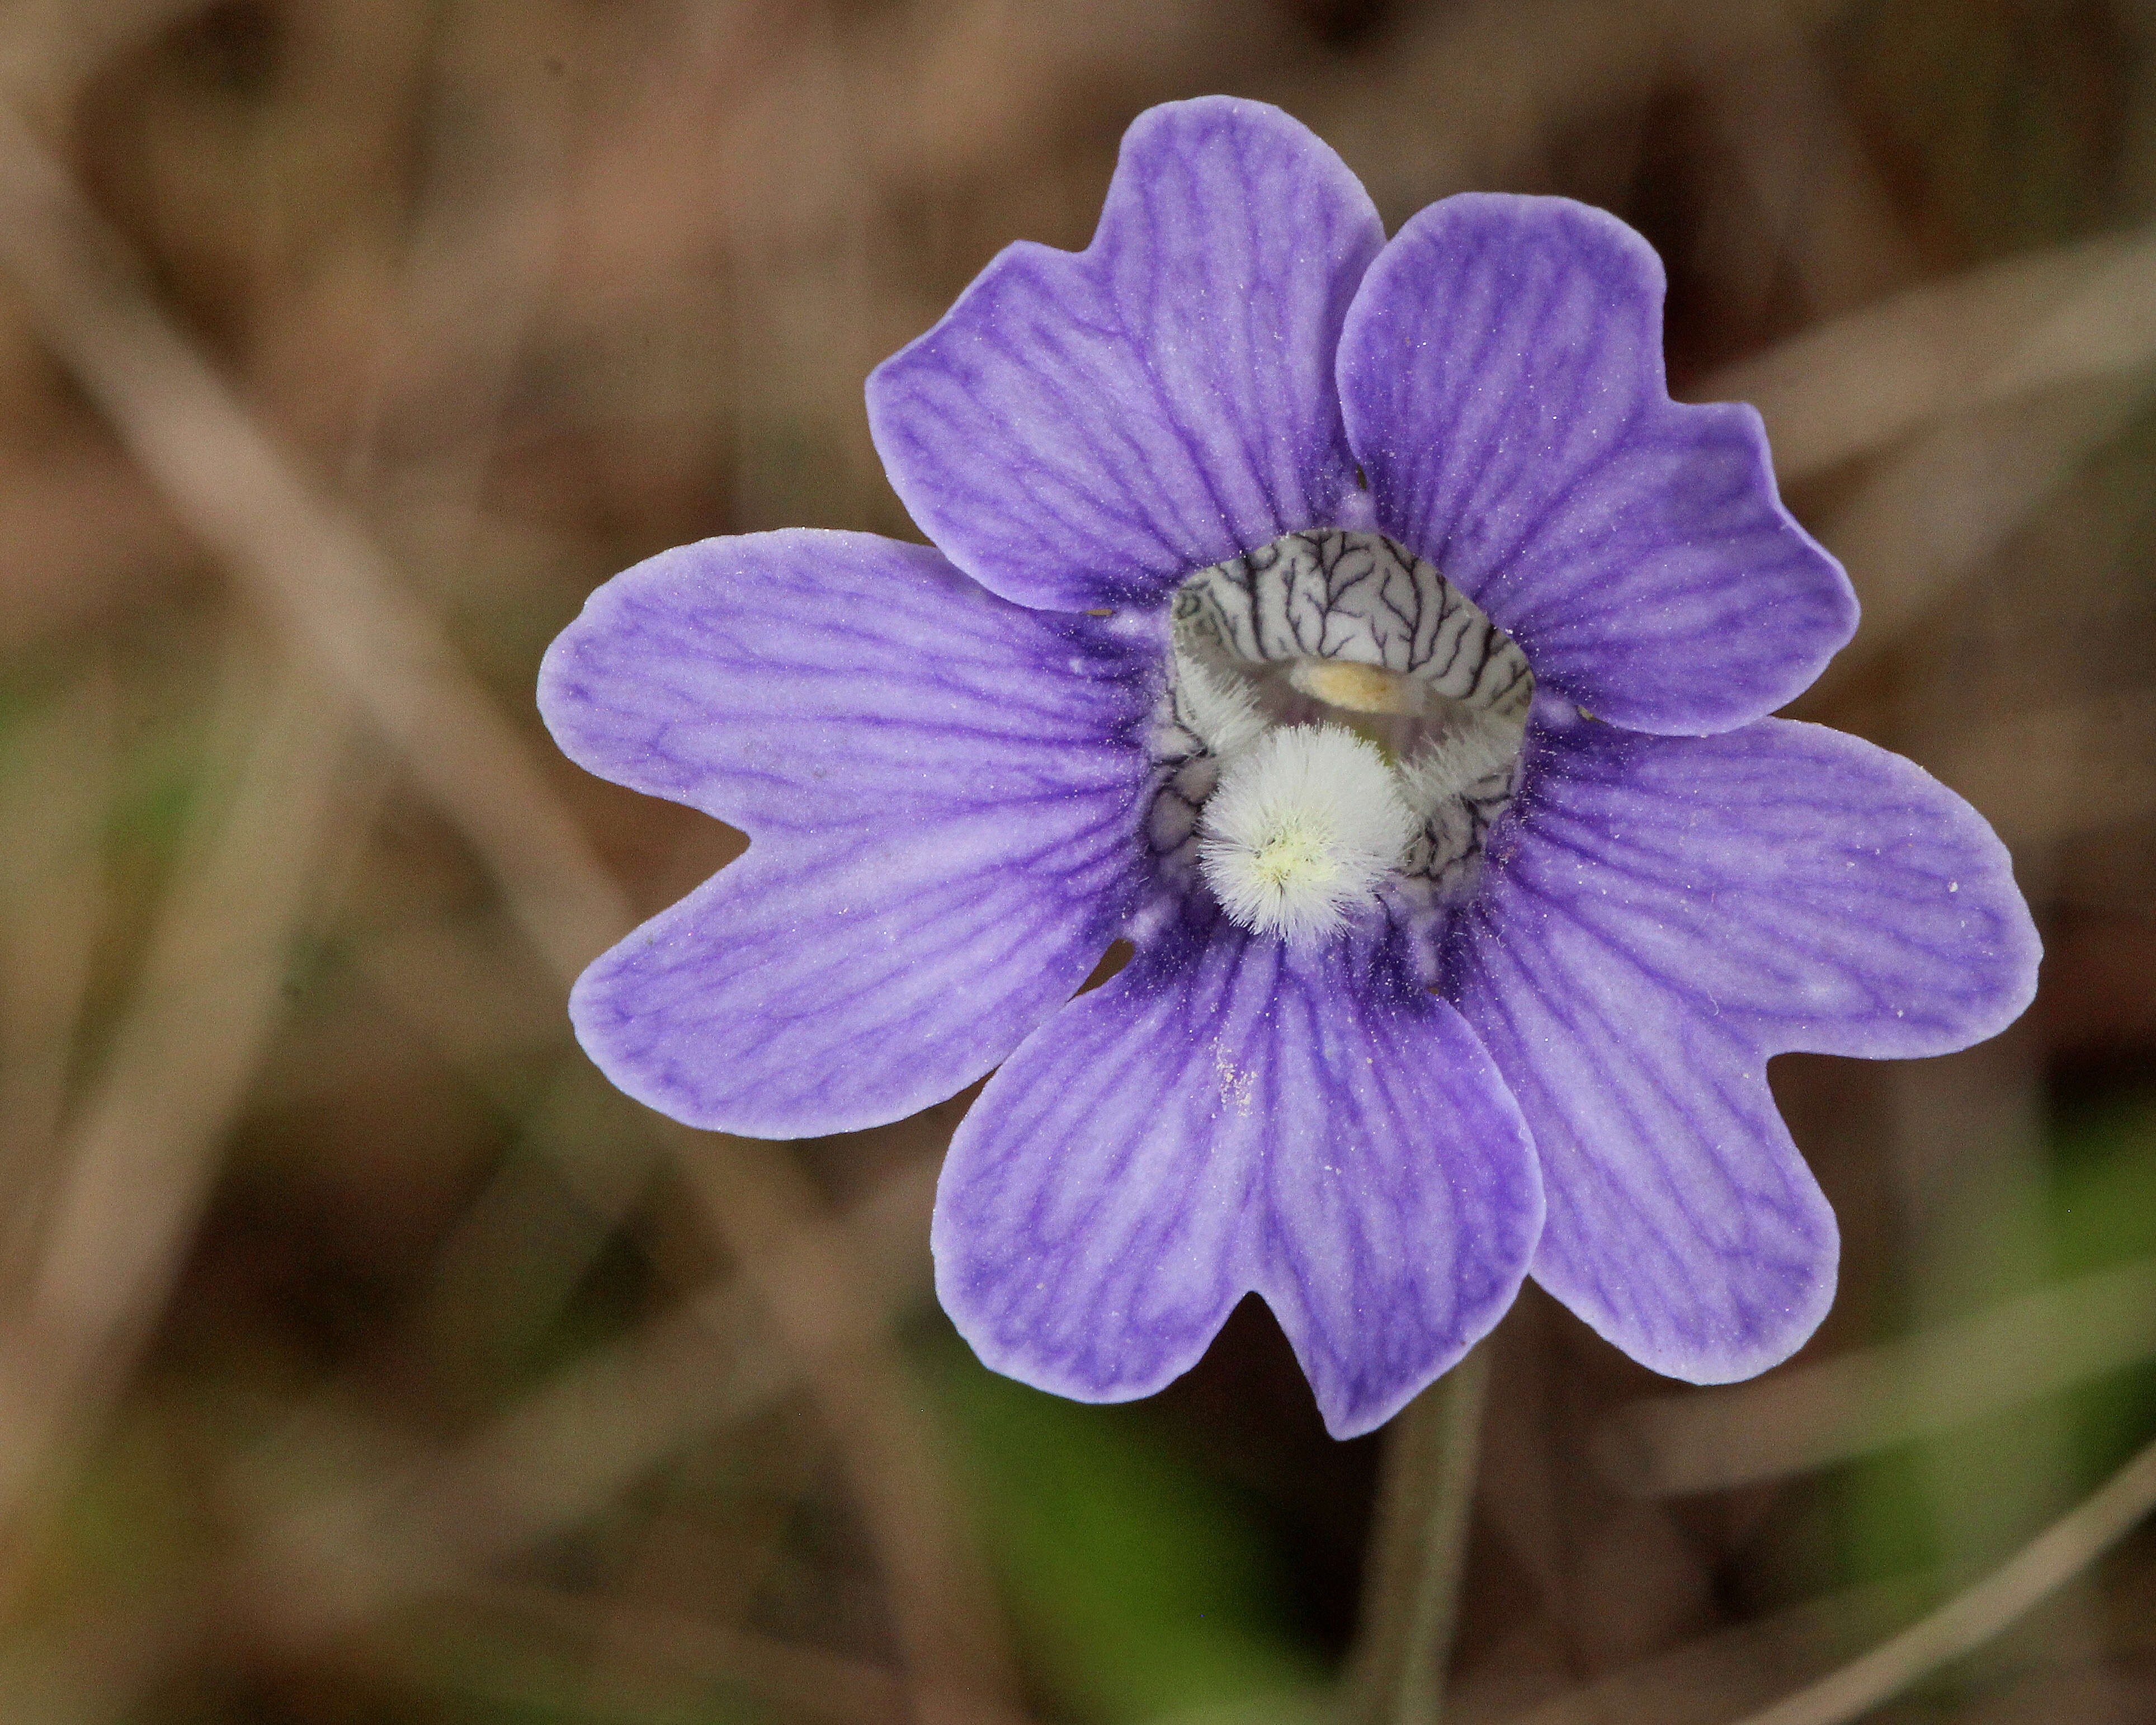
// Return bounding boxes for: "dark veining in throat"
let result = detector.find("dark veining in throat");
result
[1147,529,1533,916]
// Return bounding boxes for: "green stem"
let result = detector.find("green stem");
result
[1337,1344,1493,1725]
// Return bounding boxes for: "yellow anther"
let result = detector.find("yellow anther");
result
[1287,658,1422,716]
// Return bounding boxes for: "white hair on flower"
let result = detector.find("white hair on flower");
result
[1197,723,1416,943]
[1396,719,1522,810]
[1171,648,1269,758]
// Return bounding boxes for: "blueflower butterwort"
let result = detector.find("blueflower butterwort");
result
[539,97,2039,1438]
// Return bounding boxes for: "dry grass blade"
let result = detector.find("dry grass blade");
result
[0,1157,942,1725]
[1479,1574,1933,1725]
[242,1279,786,1639]
[0,96,1025,1722]
[0,103,632,986]
[447,1583,912,1725]
[1721,1431,2156,1725]
[1501,1427,2156,1724]
[1322,0,1855,208]
[1938,690,2156,847]
[0,0,201,126]
[1688,27,1918,318]
[1805,376,2149,680]
[0,663,114,1286]
[674,1136,1025,1725]
[1697,225,2156,484]
[236,1153,939,1640]
[0,641,362,1543]
[1597,1255,2156,1497]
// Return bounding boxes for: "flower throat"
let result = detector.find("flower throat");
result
[1147,529,1532,938]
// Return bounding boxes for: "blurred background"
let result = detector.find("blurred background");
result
[0,1,2153,1721]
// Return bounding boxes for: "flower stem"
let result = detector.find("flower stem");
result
[1337,1344,1493,1725]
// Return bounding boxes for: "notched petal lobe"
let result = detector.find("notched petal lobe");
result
[539,530,1158,1137]
[1449,718,2040,1382]
[935,913,1544,1438]
[870,96,1384,612]
[1339,195,1857,735]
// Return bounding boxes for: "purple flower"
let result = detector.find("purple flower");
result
[538,98,2040,1438]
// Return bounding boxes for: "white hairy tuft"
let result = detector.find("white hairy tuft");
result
[1395,718,1523,815]
[1174,649,1269,758]
[1197,724,1416,942]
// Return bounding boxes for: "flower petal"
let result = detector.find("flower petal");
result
[538,529,1152,835]
[539,530,1155,1136]
[1338,196,1857,735]
[868,97,1383,614]
[1447,716,2041,1381]
[567,818,1138,1137]
[934,911,1543,1438]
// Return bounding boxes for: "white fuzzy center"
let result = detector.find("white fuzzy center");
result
[1147,529,1533,935]
[1197,725,1417,943]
